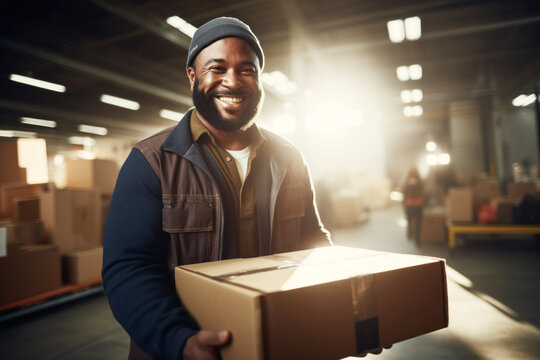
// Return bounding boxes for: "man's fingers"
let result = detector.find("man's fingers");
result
[197,330,231,347]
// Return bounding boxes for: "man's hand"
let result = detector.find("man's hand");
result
[183,330,231,360]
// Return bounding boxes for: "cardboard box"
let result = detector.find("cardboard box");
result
[0,243,62,306]
[506,182,537,202]
[0,141,27,185]
[65,159,119,195]
[14,196,40,221]
[491,197,517,224]
[63,246,103,284]
[0,220,45,245]
[0,182,46,220]
[473,179,500,207]
[446,187,473,223]
[175,246,448,360]
[420,212,446,244]
[40,187,101,253]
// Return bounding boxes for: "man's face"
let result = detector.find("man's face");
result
[188,37,263,132]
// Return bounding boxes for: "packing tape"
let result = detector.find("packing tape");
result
[351,274,379,353]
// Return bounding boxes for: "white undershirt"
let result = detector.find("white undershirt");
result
[225,147,251,183]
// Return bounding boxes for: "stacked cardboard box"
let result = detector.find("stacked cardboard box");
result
[0,220,45,245]
[507,182,538,202]
[63,246,103,284]
[0,141,27,185]
[176,246,448,360]
[420,211,446,244]
[1,182,47,220]
[39,187,102,254]
[0,243,62,306]
[65,159,119,195]
[473,179,500,210]
[446,187,474,223]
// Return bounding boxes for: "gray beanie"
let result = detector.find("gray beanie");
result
[186,17,264,70]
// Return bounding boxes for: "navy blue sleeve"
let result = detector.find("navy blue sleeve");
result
[102,148,198,359]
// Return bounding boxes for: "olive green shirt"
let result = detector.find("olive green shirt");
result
[190,111,264,257]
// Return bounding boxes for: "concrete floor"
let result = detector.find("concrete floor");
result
[1,204,540,359]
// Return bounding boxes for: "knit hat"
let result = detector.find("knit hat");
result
[186,17,264,70]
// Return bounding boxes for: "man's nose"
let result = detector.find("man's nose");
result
[222,69,243,88]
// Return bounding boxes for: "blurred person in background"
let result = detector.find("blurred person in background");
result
[101,17,332,360]
[402,166,424,242]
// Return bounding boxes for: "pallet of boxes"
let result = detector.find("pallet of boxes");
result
[0,141,119,308]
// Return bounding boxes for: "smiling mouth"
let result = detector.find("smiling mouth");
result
[215,95,247,105]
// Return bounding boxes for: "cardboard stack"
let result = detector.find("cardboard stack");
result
[0,243,62,306]
[420,210,446,244]
[445,187,474,223]
[1,182,47,220]
[506,182,537,202]
[0,141,27,185]
[176,246,448,360]
[63,247,103,284]
[65,158,119,195]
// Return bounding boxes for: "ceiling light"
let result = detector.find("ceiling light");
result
[9,74,66,93]
[78,124,108,136]
[20,116,57,128]
[387,19,405,43]
[160,109,184,121]
[426,141,437,152]
[426,154,438,166]
[512,94,537,107]
[68,136,95,147]
[409,64,422,80]
[411,89,423,102]
[403,106,414,117]
[401,90,412,103]
[396,66,409,81]
[0,130,37,138]
[438,153,451,165]
[404,16,421,40]
[100,94,140,110]
[166,16,197,38]
[413,105,423,116]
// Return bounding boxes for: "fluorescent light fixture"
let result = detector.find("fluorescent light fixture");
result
[403,106,414,117]
[387,19,405,43]
[411,89,423,102]
[0,130,37,138]
[166,15,197,38]
[20,116,57,128]
[426,141,437,152]
[9,74,66,93]
[68,136,95,147]
[512,93,537,107]
[426,154,438,166]
[396,66,409,81]
[404,16,421,40]
[409,64,422,80]
[401,90,412,103]
[100,94,140,110]
[160,109,184,121]
[438,153,451,165]
[78,124,108,136]
[413,105,423,116]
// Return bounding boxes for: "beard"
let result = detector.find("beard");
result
[192,77,263,132]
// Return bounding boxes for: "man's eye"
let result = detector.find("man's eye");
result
[241,68,256,75]
[210,66,226,72]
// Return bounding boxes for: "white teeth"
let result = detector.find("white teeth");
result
[218,96,243,104]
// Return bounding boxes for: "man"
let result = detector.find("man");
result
[102,17,331,360]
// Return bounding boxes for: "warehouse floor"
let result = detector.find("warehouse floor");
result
[1,204,540,360]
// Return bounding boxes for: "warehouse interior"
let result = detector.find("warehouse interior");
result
[1,0,540,359]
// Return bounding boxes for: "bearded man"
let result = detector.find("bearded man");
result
[102,17,332,360]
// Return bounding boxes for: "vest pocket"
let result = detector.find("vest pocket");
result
[162,196,215,232]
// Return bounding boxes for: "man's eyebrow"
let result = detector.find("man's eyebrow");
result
[204,58,225,66]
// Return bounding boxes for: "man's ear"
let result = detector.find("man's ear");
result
[187,67,196,92]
